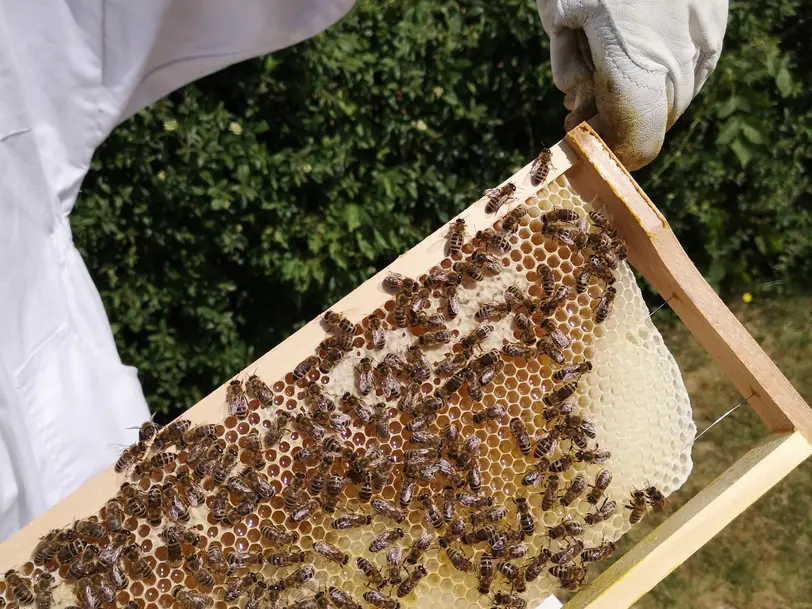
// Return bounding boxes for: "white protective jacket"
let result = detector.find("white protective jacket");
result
[0,0,354,540]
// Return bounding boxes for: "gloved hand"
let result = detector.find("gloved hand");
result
[537,0,728,170]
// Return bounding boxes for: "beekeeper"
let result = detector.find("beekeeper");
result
[0,0,728,540]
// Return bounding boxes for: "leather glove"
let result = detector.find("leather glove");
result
[538,0,728,170]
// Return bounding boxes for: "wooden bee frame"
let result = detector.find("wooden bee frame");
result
[1,123,810,609]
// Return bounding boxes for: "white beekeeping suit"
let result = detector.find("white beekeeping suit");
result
[0,0,726,541]
[0,0,355,541]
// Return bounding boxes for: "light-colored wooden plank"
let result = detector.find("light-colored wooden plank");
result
[565,123,812,439]
[565,431,812,609]
[0,140,582,569]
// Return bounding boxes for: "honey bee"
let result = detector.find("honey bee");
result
[472,228,513,255]
[373,362,400,400]
[293,355,320,381]
[484,182,517,213]
[211,446,239,485]
[500,204,528,234]
[510,496,534,536]
[472,404,506,424]
[324,587,361,609]
[32,530,68,566]
[409,310,447,331]
[460,323,494,352]
[546,516,584,540]
[124,544,154,580]
[496,562,524,592]
[293,413,325,442]
[154,419,191,451]
[538,285,571,315]
[223,574,257,602]
[356,557,386,588]
[456,435,482,469]
[412,492,440,530]
[209,488,229,522]
[440,548,470,573]
[521,458,550,487]
[225,379,250,420]
[396,565,427,598]
[97,532,130,568]
[364,591,400,609]
[540,474,559,511]
[382,273,411,293]
[75,578,99,609]
[289,499,321,524]
[386,546,404,585]
[227,550,264,572]
[244,373,273,407]
[322,474,348,513]
[524,548,552,582]
[413,329,451,351]
[575,447,611,463]
[323,310,355,335]
[261,525,299,548]
[529,147,553,186]
[318,334,354,353]
[505,285,537,314]
[626,489,648,524]
[366,498,403,524]
[543,382,578,407]
[363,314,387,350]
[93,574,117,604]
[441,284,459,319]
[73,516,106,540]
[406,287,429,315]
[551,538,585,565]
[393,292,411,329]
[452,260,484,286]
[118,483,147,519]
[56,538,91,568]
[440,217,468,257]
[114,441,146,473]
[646,485,667,513]
[469,506,507,526]
[332,513,373,530]
[581,540,615,563]
[162,525,185,564]
[492,592,526,609]
[587,469,613,505]
[557,473,587,507]
[285,597,329,609]
[64,546,98,580]
[306,382,335,415]
[31,573,53,609]
[544,223,588,249]
[471,552,493,595]
[138,420,161,443]
[356,476,373,504]
[533,428,560,458]
[184,553,214,588]
[267,550,308,567]
[498,343,535,360]
[264,410,291,449]
[369,528,405,553]
[549,564,586,589]
[312,541,348,565]
[552,361,592,383]
[371,455,396,491]
[594,286,617,323]
[171,586,214,609]
[503,417,532,456]
[200,540,228,576]
[282,472,307,512]
[469,250,504,275]
[584,498,617,525]
[319,347,346,373]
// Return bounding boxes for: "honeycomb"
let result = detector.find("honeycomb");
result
[0,168,694,609]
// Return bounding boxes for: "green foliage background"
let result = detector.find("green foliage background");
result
[70,0,812,421]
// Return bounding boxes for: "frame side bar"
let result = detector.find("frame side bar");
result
[565,123,812,438]
[564,431,812,609]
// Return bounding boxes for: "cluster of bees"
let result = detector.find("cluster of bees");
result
[1,164,668,609]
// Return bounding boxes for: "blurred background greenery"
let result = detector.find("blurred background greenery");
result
[70,1,811,605]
